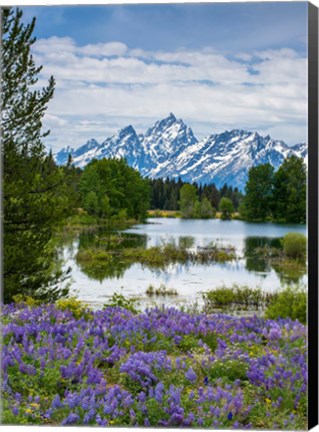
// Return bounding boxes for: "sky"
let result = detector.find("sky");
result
[21,2,308,152]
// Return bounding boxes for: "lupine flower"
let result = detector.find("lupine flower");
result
[185,367,197,382]
[2,303,307,429]
[62,412,80,425]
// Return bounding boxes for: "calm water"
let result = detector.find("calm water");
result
[61,218,307,309]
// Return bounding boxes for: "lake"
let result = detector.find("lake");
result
[61,218,307,309]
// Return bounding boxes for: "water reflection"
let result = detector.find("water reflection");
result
[243,236,306,283]
[78,230,147,250]
[58,219,307,308]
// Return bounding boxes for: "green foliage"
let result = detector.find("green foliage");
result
[12,294,41,307]
[209,359,248,382]
[83,191,99,215]
[240,157,306,223]
[203,284,277,313]
[149,178,243,213]
[178,184,198,218]
[178,184,217,219]
[2,8,70,303]
[282,233,306,259]
[199,332,218,351]
[265,286,306,323]
[103,293,139,314]
[199,197,216,218]
[79,158,150,221]
[241,163,274,221]
[76,240,235,284]
[178,334,200,352]
[55,297,92,320]
[218,197,234,220]
[272,156,306,223]
[146,284,178,297]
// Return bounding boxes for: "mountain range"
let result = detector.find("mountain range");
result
[54,113,307,191]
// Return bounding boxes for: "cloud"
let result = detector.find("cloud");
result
[34,36,307,152]
[80,42,128,57]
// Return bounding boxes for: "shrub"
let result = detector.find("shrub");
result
[203,287,235,309]
[55,297,92,320]
[282,233,306,259]
[12,294,41,307]
[265,286,306,323]
[218,198,234,220]
[103,293,139,314]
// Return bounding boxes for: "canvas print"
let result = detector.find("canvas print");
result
[1,1,313,429]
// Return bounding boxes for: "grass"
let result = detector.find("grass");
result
[146,284,178,297]
[76,241,236,271]
[147,210,181,218]
[202,284,278,313]
[147,210,241,220]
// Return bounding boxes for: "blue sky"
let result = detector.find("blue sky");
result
[23,3,307,54]
[21,2,308,151]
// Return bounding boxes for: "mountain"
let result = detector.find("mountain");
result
[55,139,99,166]
[54,114,308,191]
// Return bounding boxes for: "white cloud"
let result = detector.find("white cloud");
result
[80,42,128,57]
[35,36,307,151]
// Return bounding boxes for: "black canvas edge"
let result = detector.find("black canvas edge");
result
[308,2,319,430]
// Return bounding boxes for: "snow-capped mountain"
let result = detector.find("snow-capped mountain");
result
[140,113,198,173]
[55,139,99,166]
[54,114,308,191]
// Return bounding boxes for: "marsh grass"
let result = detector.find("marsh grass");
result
[203,284,278,313]
[146,284,178,297]
[76,241,235,272]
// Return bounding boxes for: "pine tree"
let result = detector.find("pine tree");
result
[241,163,274,221]
[2,8,69,302]
[272,156,306,223]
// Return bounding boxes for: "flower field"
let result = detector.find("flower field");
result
[2,303,307,428]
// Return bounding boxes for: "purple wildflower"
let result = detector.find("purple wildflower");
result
[185,367,197,382]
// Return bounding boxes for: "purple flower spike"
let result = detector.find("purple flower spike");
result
[185,367,197,383]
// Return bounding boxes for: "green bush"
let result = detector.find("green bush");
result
[55,297,92,320]
[219,197,234,220]
[204,287,235,309]
[265,286,306,323]
[282,233,306,259]
[209,359,248,382]
[199,332,218,351]
[12,294,41,307]
[103,293,139,314]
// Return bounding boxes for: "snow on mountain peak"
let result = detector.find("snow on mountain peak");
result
[54,115,307,191]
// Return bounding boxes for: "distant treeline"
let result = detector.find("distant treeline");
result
[148,177,243,212]
[60,155,306,225]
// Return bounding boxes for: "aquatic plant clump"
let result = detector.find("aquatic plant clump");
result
[2,303,307,429]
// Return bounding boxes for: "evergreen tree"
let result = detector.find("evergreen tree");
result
[241,163,274,221]
[2,8,69,302]
[272,156,306,223]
